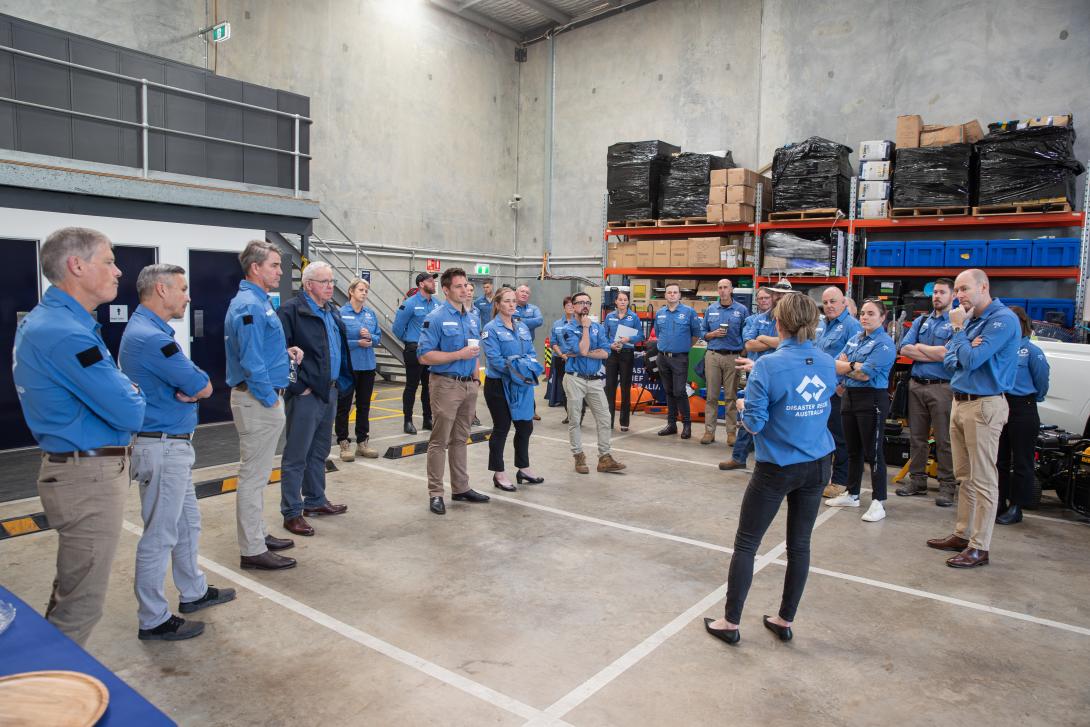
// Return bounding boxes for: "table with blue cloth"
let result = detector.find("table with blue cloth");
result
[0,583,175,725]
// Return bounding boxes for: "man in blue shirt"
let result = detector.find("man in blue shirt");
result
[14,227,146,646]
[928,269,1020,569]
[277,261,353,537]
[225,240,302,571]
[393,272,440,434]
[897,278,958,504]
[558,292,627,474]
[418,267,490,515]
[474,279,495,324]
[653,284,703,439]
[700,278,749,446]
[816,286,863,498]
[122,264,235,642]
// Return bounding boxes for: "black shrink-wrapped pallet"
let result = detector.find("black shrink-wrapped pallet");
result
[660,151,734,219]
[975,125,1085,206]
[606,140,679,220]
[771,137,853,212]
[891,144,974,208]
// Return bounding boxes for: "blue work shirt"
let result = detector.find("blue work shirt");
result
[740,339,836,467]
[841,329,896,389]
[339,303,382,372]
[225,280,290,407]
[1010,337,1050,400]
[120,305,209,435]
[515,303,544,340]
[14,286,145,452]
[653,304,702,353]
[701,299,748,351]
[557,319,611,377]
[417,300,481,378]
[392,291,438,343]
[816,308,862,359]
[944,300,1020,396]
[304,293,341,383]
[899,310,954,381]
[604,309,644,350]
[742,311,778,363]
[473,294,492,324]
[481,317,536,378]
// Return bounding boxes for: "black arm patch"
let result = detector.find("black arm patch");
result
[398,304,406,311]
[422,320,430,329]
[242,314,254,325]
[76,346,103,368]
[161,342,181,358]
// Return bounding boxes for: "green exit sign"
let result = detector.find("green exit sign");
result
[475,263,490,275]
[211,22,231,42]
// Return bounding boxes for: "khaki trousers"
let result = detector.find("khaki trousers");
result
[563,374,612,457]
[950,396,1008,550]
[37,454,130,647]
[703,350,740,435]
[427,374,478,497]
[231,389,285,557]
[907,380,956,486]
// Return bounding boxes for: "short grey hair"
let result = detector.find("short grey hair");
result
[136,264,186,301]
[239,240,279,274]
[301,260,333,284]
[40,227,111,284]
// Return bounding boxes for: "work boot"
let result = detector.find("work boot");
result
[597,454,626,472]
[573,452,589,474]
[726,431,736,446]
[339,439,355,462]
[657,424,678,436]
[680,423,692,440]
[700,432,715,445]
[895,480,928,497]
[357,439,379,459]
[823,483,847,498]
[936,482,957,508]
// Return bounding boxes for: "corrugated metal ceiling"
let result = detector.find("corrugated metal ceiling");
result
[447,0,648,41]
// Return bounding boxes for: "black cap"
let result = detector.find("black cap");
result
[415,272,437,285]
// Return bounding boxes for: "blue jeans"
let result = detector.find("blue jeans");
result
[281,391,336,518]
[731,426,754,464]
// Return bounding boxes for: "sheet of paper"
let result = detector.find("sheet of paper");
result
[614,324,639,342]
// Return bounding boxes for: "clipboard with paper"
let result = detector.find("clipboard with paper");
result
[614,324,639,342]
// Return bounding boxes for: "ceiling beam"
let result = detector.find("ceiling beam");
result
[513,0,572,25]
[457,0,489,9]
[428,0,524,42]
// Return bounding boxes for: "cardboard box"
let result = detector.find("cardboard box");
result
[606,243,621,269]
[708,186,727,205]
[726,185,757,206]
[896,115,923,149]
[729,233,756,252]
[858,200,890,219]
[706,204,724,223]
[619,241,638,268]
[696,280,718,297]
[630,278,653,305]
[689,237,726,267]
[690,299,709,315]
[724,168,766,187]
[652,239,671,267]
[1028,114,1071,127]
[720,245,746,268]
[859,161,892,181]
[859,140,893,161]
[722,203,755,223]
[636,240,655,268]
[670,239,689,267]
[858,180,891,200]
[665,278,698,291]
[901,117,984,148]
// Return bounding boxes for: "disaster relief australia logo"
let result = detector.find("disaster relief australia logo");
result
[787,375,829,417]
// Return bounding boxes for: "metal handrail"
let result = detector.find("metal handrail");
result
[318,211,407,302]
[308,240,400,324]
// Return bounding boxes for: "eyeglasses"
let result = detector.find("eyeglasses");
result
[310,279,335,286]
[573,300,591,306]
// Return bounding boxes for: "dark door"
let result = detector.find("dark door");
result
[1,239,41,450]
[96,245,156,359]
[189,250,243,423]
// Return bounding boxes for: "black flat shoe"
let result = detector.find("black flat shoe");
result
[763,615,792,642]
[704,617,740,645]
[657,425,678,436]
[404,420,417,435]
[422,418,434,430]
[429,496,445,515]
[516,471,544,484]
[493,475,516,492]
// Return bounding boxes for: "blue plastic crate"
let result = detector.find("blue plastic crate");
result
[866,241,905,267]
[1031,237,1080,267]
[944,239,988,267]
[904,240,945,267]
[1026,298,1075,328]
[986,239,1032,267]
[997,297,1027,312]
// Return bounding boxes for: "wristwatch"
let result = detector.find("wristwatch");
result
[849,361,858,372]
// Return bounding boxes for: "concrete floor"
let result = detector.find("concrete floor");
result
[2,382,1089,726]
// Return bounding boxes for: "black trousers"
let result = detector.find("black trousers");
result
[827,393,850,486]
[605,348,634,428]
[335,370,376,443]
[725,455,830,624]
[483,377,532,472]
[658,352,690,424]
[998,394,1039,508]
[842,387,890,501]
[548,355,567,407]
[402,344,431,421]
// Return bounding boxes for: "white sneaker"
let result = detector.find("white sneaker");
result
[825,492,860,508]
[861,500,886,522]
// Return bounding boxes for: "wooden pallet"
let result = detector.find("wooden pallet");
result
[972,197,1072,216]
[657,216,710,226]
[607,218,658,228]
[889,206,970,218]
[767,208,841,221]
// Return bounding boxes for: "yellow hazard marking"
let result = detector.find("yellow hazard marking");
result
[400,445,415,457]
[221,477,238,493]
[3,518,41,537]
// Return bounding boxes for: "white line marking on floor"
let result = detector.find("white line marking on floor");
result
[610,424,663,443]
[776,559,1090,637]
[120,520,571,726]
[537,506,842,722]
[0,494,43,509]
[1020,511,1090,527]
[531,433,729,469]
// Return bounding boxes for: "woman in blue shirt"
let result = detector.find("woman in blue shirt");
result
[481,287,543,490]
[995,306,1050,525]
[604,290,644,431]
[704,292,836,646]
[826,299,896,522]
[548,296,577,418]
[335,279,382,460]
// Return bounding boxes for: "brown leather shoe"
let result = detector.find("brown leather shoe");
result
[597,454,626,472]
[719,460,745,471]
[283,516,315,536]
[573,452,589,474]
[264,534,295,551]
[303,503,348,517]
[926,534,969,552]
[240,551,297,570]
[700,432,715,445]
[946,548,989,568]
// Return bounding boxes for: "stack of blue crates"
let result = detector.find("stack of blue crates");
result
[865,241,904,266]
[1026,299,1076,327]
[944,240,988,267]
[1031,237,1080,266]
[904,240,945,267]
[986,239,1031,267]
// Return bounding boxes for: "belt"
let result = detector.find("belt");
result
[953,392,999,401]
[1004,393,1037,402]
[433,372,475,382]
[405,342,418,350]
[136,432,194,440]
[46,446,131,463]
[234,382,286,396]
[660,351,688,358]
[575,373,605,380]
[912,377,950,385]
[709,349,743,355]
